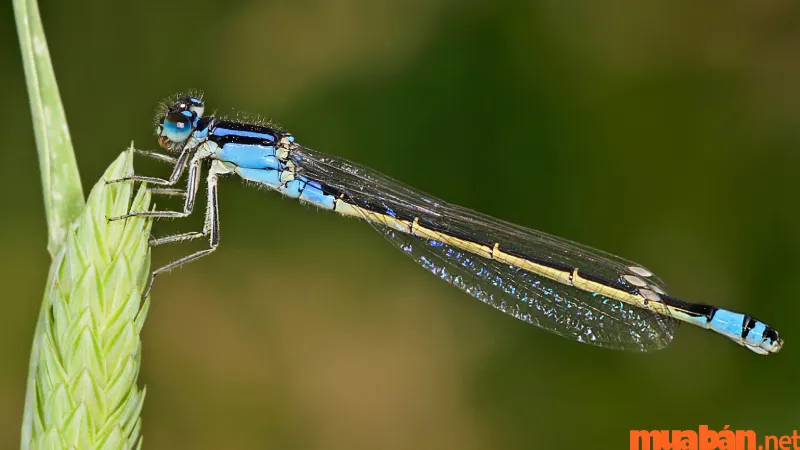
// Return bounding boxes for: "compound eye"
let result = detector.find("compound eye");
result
[161,110,194,143]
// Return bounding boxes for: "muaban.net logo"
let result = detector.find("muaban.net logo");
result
[630,426,799,450]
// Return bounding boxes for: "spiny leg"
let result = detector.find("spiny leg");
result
[124,153,190,208]
[143,168,221,297]
[133,148,178,164]
[137,151,188,196]
[149,162,220,246]
[149,231,206,246]
[148,186,215,244]
[108,154,203,221]
[106,146,192,186]
[150,188,187,197]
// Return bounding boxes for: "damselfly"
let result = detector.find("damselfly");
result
[107,94,783,355]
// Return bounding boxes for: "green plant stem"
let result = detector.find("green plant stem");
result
[13,0,84,258]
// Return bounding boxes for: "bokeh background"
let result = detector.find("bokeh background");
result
[2,1,799,449]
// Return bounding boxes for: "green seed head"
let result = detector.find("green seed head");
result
[23,149,152,450]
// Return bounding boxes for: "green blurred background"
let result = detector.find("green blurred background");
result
[2,1,799,448]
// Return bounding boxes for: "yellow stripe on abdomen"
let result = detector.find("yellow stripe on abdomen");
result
[491,246,573,286]
[335,199,665,315]
[410,218,493,259]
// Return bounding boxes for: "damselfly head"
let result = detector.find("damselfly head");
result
[156,96,205,150]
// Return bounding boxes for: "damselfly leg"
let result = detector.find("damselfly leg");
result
[107,147,222,296]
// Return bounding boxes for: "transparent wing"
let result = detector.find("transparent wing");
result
[376,224,676,350]
[290,146,679,351]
